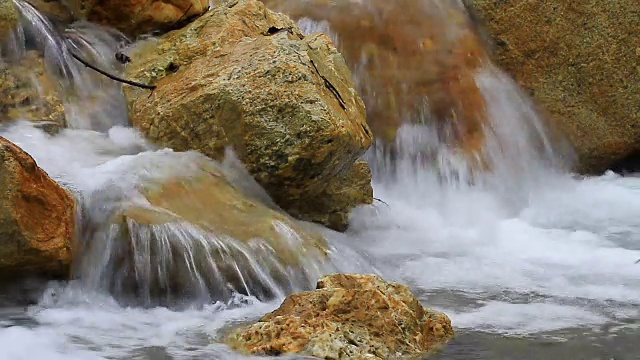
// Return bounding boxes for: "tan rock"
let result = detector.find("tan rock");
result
[0,136,75,277]
[0,50,66,132]
[64,0,209,36]
[467,0,640,174]
[262,0,491,166]
[0,0,18,40]
[83,152,331,300]
[284,159,372,232]
[227,273,454,359]
[124,0,373,231]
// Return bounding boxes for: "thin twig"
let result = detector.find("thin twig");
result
[70,51,156,90]
[373,197,389,206]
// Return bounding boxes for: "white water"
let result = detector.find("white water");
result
[1,1,640,359]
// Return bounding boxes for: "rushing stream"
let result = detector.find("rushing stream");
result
[1,0,639,359]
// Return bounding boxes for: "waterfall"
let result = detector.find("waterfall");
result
[7,0,128,131]
[291,2,575,213]
[2,0,370,307]
[0,1,638,358]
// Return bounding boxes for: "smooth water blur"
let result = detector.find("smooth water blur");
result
[7,0,128,130]
[1,121,372,308]
[3,0,373,308]
[0,0,639,359]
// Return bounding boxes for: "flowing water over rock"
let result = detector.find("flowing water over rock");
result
[0,0,639,359]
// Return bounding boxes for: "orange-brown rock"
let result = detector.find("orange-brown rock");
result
[468,0,640,174]
[23,0,73,24]
[124,0,373,231]
[227,273,454,359]
[65,0,209,36]
[0,137,75,278]
[263,0,491,165]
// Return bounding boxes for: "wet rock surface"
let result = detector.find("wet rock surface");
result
[228,273,454,359]
[0,136,75,278]
[77,151,332,304]
[62,0,209,36]
[468,0,640,174]
[0,51,66,130]
[124,0,373,231]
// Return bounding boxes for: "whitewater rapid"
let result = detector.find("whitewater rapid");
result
[1,121,639,358]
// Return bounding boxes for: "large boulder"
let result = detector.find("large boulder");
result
[262,0,491,165]
[227,273,454,359]
[123,0,373,231]
[77,150,333,304]
[0,50,66,131]
[0,136,75,278]
[0,0,17,40]
[467,0,640,174]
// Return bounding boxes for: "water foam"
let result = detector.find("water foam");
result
[1,121,371,307]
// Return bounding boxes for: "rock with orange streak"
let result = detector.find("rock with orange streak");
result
[64,0,209,36]
[227,273,454,359]
[263,0,491,166]
[0,137,75,278]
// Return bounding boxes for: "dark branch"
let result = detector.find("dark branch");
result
[373,197,389,206]
[70,51,156,90]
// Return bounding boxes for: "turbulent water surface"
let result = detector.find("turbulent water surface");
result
[1,1,639,359]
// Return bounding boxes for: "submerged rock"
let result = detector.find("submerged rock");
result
[227,273,454,359]
[0,50,66,131]
[124,0,373,231]
[468,0,640,174]
[77,151,333,304]
[0,0,18,40]
[0,136,75,278]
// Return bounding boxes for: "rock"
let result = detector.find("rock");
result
[467,0,640,174]
[284,159,372,232]
[124,0,373,231]
[262,0,491,165]
[79,151,332,303]
[0,50,66,132]
[0,0,18,40]
[64,0,210,37]
[23,0,74,24]
[0,136,75,278]
[228,273,454,359]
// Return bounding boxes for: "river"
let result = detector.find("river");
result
[0,1,639,359]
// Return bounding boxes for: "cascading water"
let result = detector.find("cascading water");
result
[6,0,129,131]
[0,0,638,359]
[1,0,371,309]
